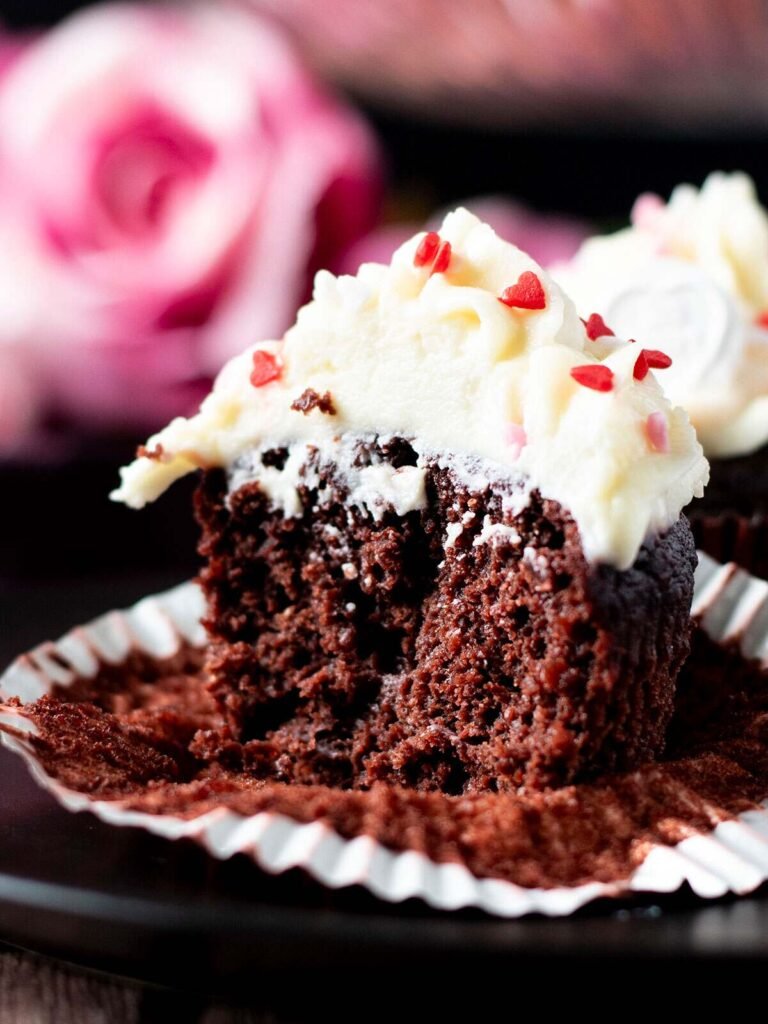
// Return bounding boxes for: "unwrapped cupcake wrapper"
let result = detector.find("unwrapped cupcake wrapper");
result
[2,553,768,918]
[690,510,768,581]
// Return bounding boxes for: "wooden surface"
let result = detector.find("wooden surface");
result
[0,948,279,1024]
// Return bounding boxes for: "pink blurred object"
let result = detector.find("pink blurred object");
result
[250,0,768,130]
[339,197,591,275]
[0,1,380,450]
[0,346,39,455]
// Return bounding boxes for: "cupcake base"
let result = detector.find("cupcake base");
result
[1,555,768,917]
[197,435,696,794]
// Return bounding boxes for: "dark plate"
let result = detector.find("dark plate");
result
[1,573,768,1004]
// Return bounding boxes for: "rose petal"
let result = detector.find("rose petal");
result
[0,4,381,438]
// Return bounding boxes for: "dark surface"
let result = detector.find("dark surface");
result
[0,573,767,1003]
[0,450,199,580]
[687,440,768,579]
[368,108,768,222]
[695,441,768,519]
[0,0,89,25]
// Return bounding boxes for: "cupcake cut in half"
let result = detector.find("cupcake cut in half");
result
[114,209,708,793]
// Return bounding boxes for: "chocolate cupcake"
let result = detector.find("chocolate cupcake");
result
[113,209,707,793]
[555,172,768,574]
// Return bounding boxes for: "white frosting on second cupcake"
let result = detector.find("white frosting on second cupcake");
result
[555,172,768,458]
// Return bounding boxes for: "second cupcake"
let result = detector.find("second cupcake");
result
[554,172,768,573]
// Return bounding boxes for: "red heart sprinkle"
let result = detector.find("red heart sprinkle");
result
[644,349,672,369]
[757,311,768,328]
[635,348,672,380]
[570,364,614,392]
[250,350,282,388]
[414,231,441,268]
[498,271,546,310]
[429,239,452,275]
[633,351,649,381]
[582,312,615,340]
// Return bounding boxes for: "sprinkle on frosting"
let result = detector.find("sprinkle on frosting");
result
[633,349,672,382]
[250,350,282,388]
[413,231,440,267]
[645,350,672,369]
[555,172,768,458]
[499,271,546,310]
[414,231,452,276]
[113,208,708,570]
[583,313,614,340]
[631,192,665,230]
[290,388,337,416]
[504,422,527,459]
[430,240,452,276]
[645,412,670,453]
[570,364,614,392]
[136,443,166,462]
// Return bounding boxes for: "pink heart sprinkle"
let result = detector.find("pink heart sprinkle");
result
[505,422,527,459]
[631,193,665,230]
[645,411,670,453]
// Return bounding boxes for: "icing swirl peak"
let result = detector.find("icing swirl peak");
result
[113,208,708,570]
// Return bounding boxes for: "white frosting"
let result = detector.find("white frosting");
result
[555,172,768,458]
[227,435,428,523]
[444,521,465,550]
[473,516,522,548]
[113,208,708,570]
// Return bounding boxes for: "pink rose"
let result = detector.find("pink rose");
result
[0,2,379,445]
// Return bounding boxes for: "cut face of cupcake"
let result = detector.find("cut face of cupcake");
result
[113,209,708,793]
[554,172,768,460]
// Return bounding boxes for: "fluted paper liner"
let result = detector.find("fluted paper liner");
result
[2,552,768,918]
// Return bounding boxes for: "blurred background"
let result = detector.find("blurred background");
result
[2,0,768,594]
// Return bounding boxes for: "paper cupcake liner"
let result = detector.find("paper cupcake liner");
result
[1,553,768,918]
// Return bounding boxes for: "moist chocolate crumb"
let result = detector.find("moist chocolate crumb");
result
[290,388,336,416]
[194,436,696,793]
[8,626,768,891]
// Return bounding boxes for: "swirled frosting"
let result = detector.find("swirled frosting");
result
[113,208,707,570]
[554,172,768,458]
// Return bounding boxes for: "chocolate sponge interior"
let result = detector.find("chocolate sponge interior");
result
[196,435,696,794]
